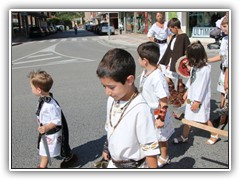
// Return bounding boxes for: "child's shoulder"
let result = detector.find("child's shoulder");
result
[43,98,60,109]
[150,69,166,82]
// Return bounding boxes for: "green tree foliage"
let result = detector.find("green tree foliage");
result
[48,12,84,27]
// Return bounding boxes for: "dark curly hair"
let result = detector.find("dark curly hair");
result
[186,41,207,68]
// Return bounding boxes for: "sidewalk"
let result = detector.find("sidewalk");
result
[99,31,216,49]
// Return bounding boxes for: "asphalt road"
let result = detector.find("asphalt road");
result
[10,29,229,170]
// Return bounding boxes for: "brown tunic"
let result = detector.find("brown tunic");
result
[160,33,190,72]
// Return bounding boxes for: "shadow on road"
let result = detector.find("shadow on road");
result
[71,135,106,168]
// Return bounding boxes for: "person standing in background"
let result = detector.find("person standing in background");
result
[147,12,172,74]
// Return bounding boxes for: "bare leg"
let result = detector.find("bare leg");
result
[206,120,219,145]
[39,156,48,168]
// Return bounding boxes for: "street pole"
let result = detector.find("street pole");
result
[108,12,110,40]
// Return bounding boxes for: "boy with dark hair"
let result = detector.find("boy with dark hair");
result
[137,42,174,168]
[28,70,78,168]
[160,18,190,107]
[96,48,160,168]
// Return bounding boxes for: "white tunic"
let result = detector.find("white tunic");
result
[37,99,62,157]
[105,94,160,165]
[185,65,211,123]
[147,22,171,65]
[139,69,175,141]
[217,36,228,94]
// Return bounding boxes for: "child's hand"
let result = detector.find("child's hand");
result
[155,119,164,128]
[38,125,48,134]
[183,91,188,101]
[191,101,201,111]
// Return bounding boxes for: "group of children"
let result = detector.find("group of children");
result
[28,16,229,169]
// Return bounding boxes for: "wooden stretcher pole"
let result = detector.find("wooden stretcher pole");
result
[182,118,228,137]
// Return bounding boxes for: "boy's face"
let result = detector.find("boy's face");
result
[138,56,147,68]
[169,26,178,34]
[221,24,228,35]
[100,76,134,101]
[30,82,41,96]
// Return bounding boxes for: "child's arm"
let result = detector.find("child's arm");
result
[38,122,57,134]
[145,155,158,168]
[208,55,221,63]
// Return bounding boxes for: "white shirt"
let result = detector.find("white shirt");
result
[37,99,62,157]
[105,94,160,161]
[147,22,172,62]
[139,69,174,141]
[147,22,171,40]
[139,69,169,109]
[185,65,211,123]
[219,36,228,68]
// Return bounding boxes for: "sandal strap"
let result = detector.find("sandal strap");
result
[210,134,219,139]
[159,156,170,163]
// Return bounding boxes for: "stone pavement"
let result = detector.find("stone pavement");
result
[12,30,216,48]
[98,31,216,49]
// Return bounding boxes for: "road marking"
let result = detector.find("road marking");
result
[12,58,92,70]
[49,39,58,42]
[13,56,62,65]
[27,53,54,58]
[12,41,96,70]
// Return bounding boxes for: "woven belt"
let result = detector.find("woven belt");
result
[154,38,167,44]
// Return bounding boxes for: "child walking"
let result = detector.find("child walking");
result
[137,42,175,168]
[208,16,229,128]
[96,48,160,168]
[172,41,219,145]
[159,18,191,107]
[28,70,78,168]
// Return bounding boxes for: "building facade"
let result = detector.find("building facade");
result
[86,11,226,37]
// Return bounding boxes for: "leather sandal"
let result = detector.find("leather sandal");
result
[158,156,170,168]
[206,134,219,145]
[172,135,188,144]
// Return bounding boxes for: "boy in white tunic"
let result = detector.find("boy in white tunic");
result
[172,41,219,145]
[28,70,78,168]
[96,48,160,168]
[137,42,174,168]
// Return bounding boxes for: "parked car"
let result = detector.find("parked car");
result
[85,21,96,31]
[29,27,45,38]
[96,22,115,35]
[41,26,50,36]
[56,25,64,32]
[48,26,57,34]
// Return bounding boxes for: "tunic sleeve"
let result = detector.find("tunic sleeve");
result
[147,24,155,38]
[136,107,160,156]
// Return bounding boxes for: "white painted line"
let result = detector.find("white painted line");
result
[38,40,46,43]
[28,53,54,58]
[12,59,92,70]
[13,56,62,65]
[12,42,61,63]
[49,39,57,42]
